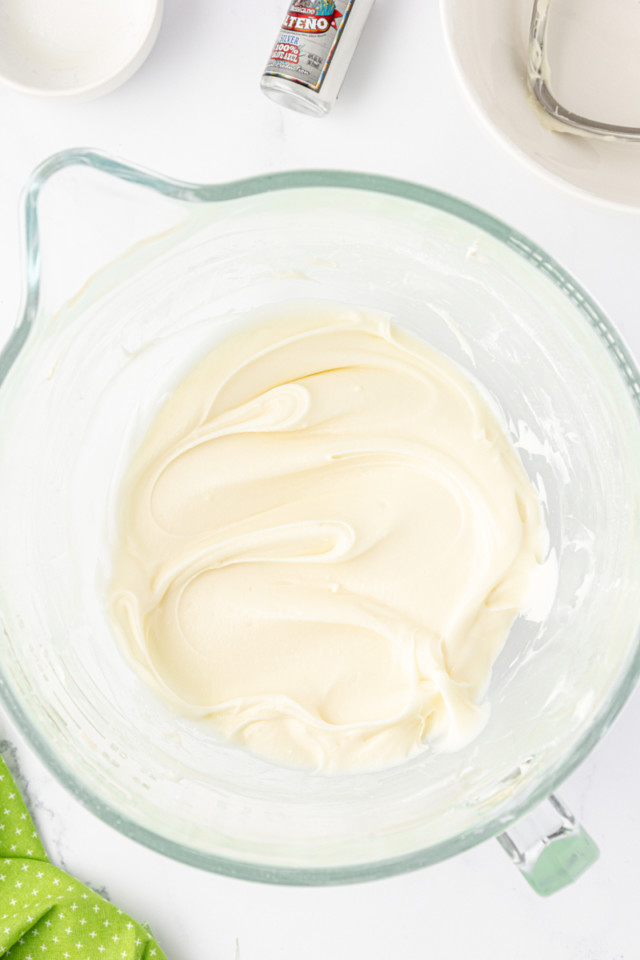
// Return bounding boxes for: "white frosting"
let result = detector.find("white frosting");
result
[109,305,547,771]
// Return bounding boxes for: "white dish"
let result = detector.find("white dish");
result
[0,0,163,100]
[441,0,640,209]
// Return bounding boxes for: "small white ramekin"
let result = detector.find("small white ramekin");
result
[0,0,163,100]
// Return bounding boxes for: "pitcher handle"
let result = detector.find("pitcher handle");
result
[497,793,599,896]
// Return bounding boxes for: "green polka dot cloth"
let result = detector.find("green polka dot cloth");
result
[0,755,167,959]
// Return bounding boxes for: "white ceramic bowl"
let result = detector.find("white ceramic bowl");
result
[0,0,163,100]
[441,0,640,209]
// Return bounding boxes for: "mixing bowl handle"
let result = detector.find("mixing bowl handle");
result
[496,793,599,895]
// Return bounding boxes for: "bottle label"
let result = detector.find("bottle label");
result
[264,1,354,92]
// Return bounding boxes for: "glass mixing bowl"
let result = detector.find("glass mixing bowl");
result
[0,150,639,890]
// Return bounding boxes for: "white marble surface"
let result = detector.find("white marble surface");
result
[1,3,640,958]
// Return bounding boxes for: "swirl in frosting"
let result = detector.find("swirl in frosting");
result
[109,304,545,771]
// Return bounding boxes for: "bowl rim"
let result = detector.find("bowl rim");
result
[1,147,640,884]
